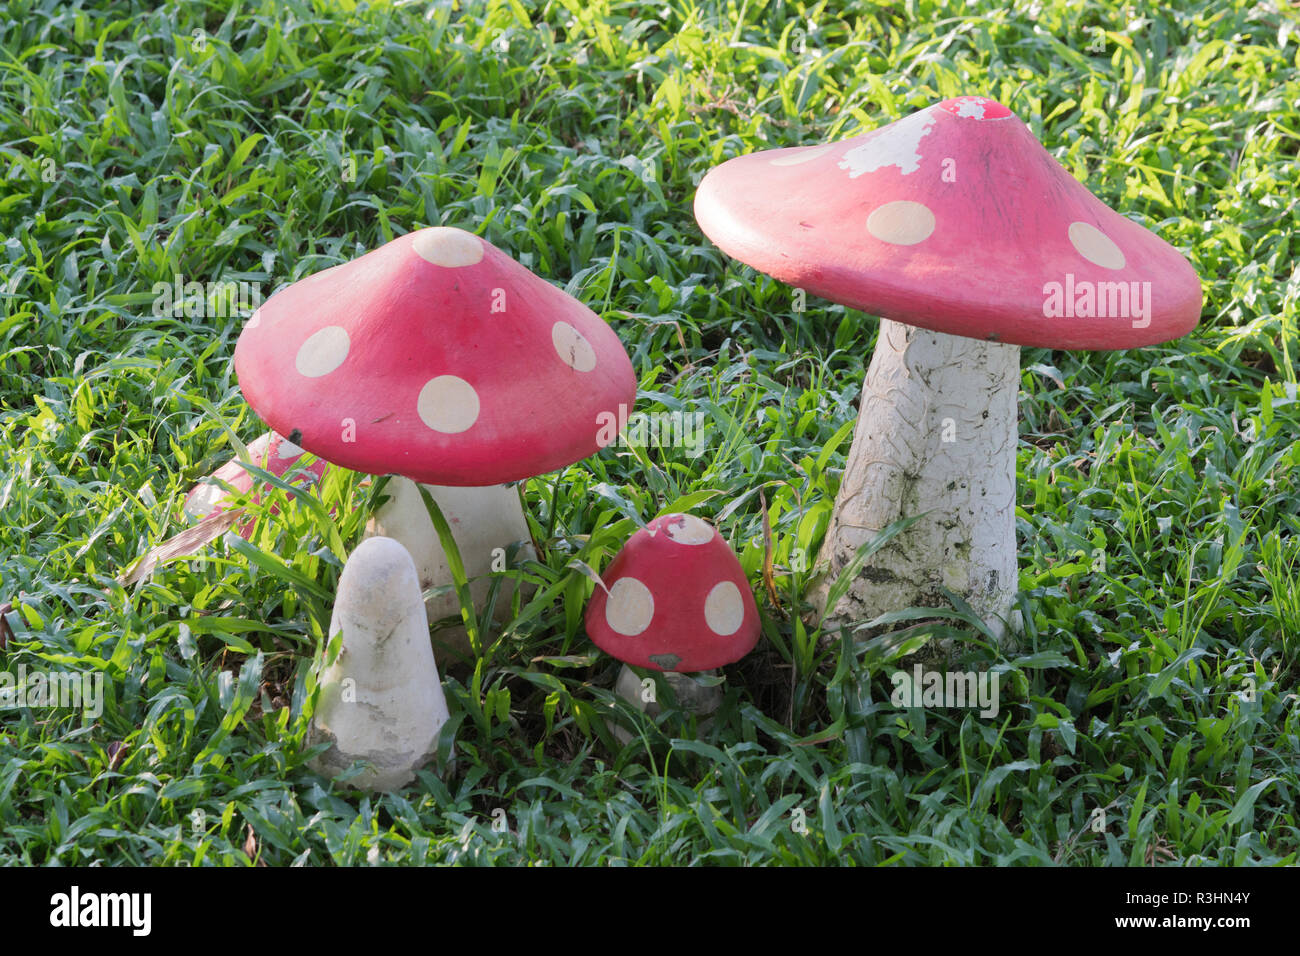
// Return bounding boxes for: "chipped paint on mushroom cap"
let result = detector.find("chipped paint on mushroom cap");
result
[584,513,760,672]
[693,97,1202,350]
[234,227,637,486]
[182,431,329,536]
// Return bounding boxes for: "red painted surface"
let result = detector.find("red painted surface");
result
[235,229,636,485]
[694,97,1201,349]
[585,514,760,672]
[183,431,328,538]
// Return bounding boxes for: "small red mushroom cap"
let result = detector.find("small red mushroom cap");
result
[584,514,760,672]
[183,431,328,537]
[234,227,637,486]
[694,96,1202,350]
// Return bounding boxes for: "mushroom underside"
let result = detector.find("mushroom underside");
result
[810,318,1022,651]
[364,477,537,661]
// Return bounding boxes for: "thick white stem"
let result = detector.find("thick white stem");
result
[364,478,537,659]
[811,319,1020,644]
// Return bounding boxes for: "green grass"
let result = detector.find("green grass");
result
[0,0,1297,865]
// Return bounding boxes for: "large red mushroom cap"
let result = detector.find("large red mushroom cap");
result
[694,96,1202,350]
[585,514,760,672]
[183,430,328,537]
[233,227,636,485]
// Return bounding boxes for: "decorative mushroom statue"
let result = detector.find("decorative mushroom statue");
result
[309,535,450,790]
[363,479,538,653]
[233,226,637,656]
[694,96,1202,642]
[183,430,328,537]
[585,513,760,737]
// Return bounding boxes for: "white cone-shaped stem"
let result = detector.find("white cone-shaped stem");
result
[365,477,537,659]
[309,536,450,790]
[811,319,1020,644]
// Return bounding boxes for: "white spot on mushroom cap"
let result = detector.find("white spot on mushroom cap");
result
[1068,221,1126,270]
[605,577,654,636]
[412,227,485,267]
[417,375,480,433]
[295,325,350,378]
[552,321,597,372]
[839,109,936,178]
[661,514,715,545]
[770,144,834,166]
[704,581,745,636]
[866,200,936,246]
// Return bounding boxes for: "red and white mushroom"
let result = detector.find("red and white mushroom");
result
[233,227,637,651]
[694,96,1202,642]
[183,430,328,538]
[235,226,635,484]
[585,514,760,727]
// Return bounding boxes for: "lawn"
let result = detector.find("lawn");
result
[0,0,1297,865]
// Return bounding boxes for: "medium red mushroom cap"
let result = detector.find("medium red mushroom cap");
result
[233,227,636,486]
[694,96,1202,350]
[585,514,760,672]
[183,431,328,538]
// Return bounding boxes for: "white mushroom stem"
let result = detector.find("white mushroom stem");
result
[364,477,537,658]
[610,664,722,745]
[810,319,1021,644]
[309,536,450,790]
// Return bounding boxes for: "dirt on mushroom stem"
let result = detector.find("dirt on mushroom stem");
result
[809,319,1022,655]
